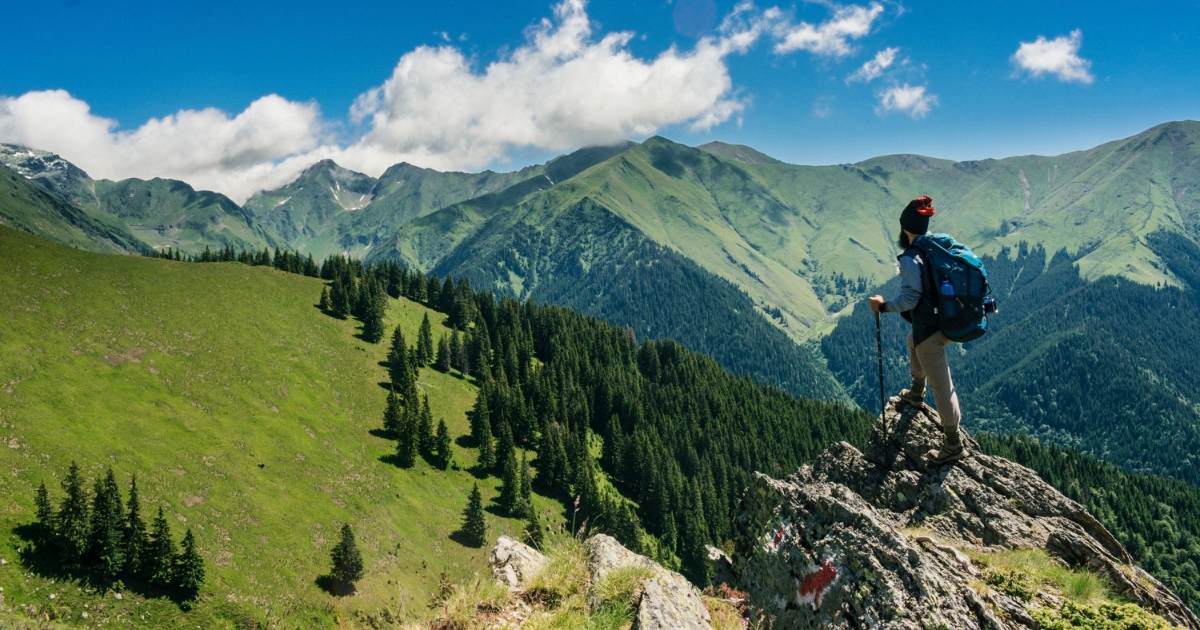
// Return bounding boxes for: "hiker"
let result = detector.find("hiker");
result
[868,196,966,465]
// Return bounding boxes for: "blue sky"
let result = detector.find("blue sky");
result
[2,0,1198,200]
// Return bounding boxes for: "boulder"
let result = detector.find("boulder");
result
[585,534,713,630]
[732,397,1200,629]
[489,535,547,590]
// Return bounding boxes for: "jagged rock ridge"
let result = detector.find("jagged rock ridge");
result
[732,398,1200,629]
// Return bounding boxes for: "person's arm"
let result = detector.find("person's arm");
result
[886,255,923,313]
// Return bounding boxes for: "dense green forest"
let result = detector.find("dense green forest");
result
[821,233,1200,486]
[979,433,1200,611]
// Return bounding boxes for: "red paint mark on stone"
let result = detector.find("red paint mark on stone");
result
[797,561,837,611]
[773,526,786,547]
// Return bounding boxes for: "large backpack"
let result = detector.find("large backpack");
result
[911,233,993,342]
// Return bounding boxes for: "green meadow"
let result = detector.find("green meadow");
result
[0,226,550,628]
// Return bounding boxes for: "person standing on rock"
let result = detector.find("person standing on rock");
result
[868,196,967,465]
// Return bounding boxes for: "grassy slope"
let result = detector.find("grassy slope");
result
[0,167,147,256]
[0,226,550,628]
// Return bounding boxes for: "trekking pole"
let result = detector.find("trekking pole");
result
[875,311,886,419]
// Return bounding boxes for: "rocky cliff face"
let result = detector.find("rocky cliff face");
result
[731,397,1200,629]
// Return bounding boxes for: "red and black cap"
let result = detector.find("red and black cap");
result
[900,196,936,234]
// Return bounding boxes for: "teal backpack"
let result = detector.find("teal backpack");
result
[912,233,994,342]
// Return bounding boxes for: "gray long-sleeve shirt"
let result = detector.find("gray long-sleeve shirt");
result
[885,252,924,313]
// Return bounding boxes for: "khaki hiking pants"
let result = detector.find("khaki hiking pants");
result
[907,331,961,433]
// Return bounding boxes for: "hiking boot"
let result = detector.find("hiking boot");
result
[899,379,926,406]
[927,428,967,466]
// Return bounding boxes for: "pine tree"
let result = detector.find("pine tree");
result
[498,452,520,515]
[330,275,351,319]
[417,313,434,365]
[362,287,386,343]
[476,418,495,472]
[34,481,53,543]
[434,419,453,470]
[461,484,487,547]
[329,523,364,596]
[387,327,412,388]
[382,387,403,436]
[122,474,148,579]
[449,330,463,373]
[436,334,452,373]
[88,468,126,582]
[519,452,533,514]
[146,507,176,589]
[417,395,434,456]
[318,286,330,311]
[470,389,491,446]
[680,483,713,588]
[56,461,90,570]
[524,507,544,549]
[173,528,205,598]
[396,407,418,468]
[494,419,515,475]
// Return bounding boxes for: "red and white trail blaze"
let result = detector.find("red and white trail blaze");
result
[796,560,838,611]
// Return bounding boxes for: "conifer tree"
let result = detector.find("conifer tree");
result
[524,506,544,549]
[680,483,713,588]
[470,389,491,446]
[122,474,148,578]
[382,387,402,436]
[476,418,495,472]
[362,286,386,343]
[426,274,441,306]
[88,468,126,582]
[437,334,452,373]
[449,330,463,373]
[387,327,414,391]
[494,419,515,475]
[519,452,533,513]
[417,395,434,456]
[417,313,434,365]
[461,484,487,547]
[396,406,419,468]
[329,523,364,596]
[498,452,520,515]
[57,461,90,570]
[173,528,205,598]
[34,481,53,543]
[318,286,330,312]
[433,419,453,470]
[146,507,176,589]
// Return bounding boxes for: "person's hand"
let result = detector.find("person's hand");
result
[868,295,886,314]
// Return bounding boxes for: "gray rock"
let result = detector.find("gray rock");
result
[585,534,713,630]
[733,397,1200,629]
[489,535,547,590]
[706,544,736,588]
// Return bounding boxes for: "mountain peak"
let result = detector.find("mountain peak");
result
[697,141,784,165]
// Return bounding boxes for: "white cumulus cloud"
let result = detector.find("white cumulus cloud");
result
[847,46,898,83]
[337,0,767,176]
[0,90,327,202]
[1011,29,1093,84]
[773,2,884,56]
[876,84,937,119]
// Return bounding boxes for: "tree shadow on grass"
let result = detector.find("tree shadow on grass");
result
[455,435,475,449]
[377,381,395,391]
[448,529,483,549]
[368,428,394,440]
[315,574,356,597]
[378,453,410,469]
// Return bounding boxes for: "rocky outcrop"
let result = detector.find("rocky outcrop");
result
[489,535,548,590]
[732,397,1200,629]
[585,534,713,630]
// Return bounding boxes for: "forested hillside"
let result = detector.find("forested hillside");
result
[821,233,1200,485]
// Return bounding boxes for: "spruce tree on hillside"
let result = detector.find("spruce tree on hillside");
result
[146,507,176,589]
[449,330,463,373]
[329,524,364,596]
[387,327,412,387]
[436,334,452,373]
[417,313,434,365]
[123,474,148,578]
[470,390,491,446]
[498,452,520,515]
[680,484,713,588]
[57,461,90,570]
[494,419,515,476]
[88,468,125,582]
[476,418,495,472]
[524,507,544,549]
[461,484,487,547]
[318,286,330,312]
[34,481,53,543]
[382,387,403,436]
[434,419,453,470]
[417,395,434,456]
[330,275,351,319]
[519,453,533,514]
[396,408,418,468]
[362,293,386,344]
[173,528,205,598]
